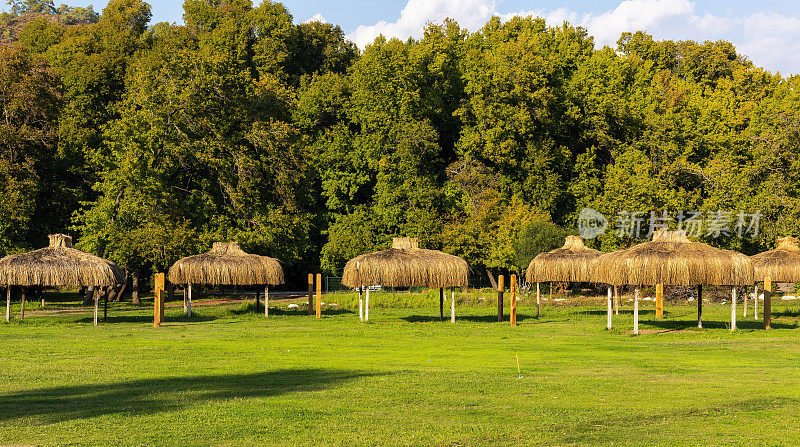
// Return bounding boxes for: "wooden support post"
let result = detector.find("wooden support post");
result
[187,283,193,317]
[697,284,703,329]
[633,287,639,335]
[754,284,759,319]
[20,287,26,321]
[497,275,505,322]
[613,285,619,315]
[764,277,772,330]
[450,288,456,323]
[103,288,108,322]
[93,287,98,326]
[358,287,363,321]
[264,286,269,318]
[315,273,322,318]
[655,283,664,319]
[183,288,187,312]
[510,274,517,327]
[606,286,613,330]
[5,287,10,322]
[365,287,370,321]
[536,282,540,318]
[154,288,164,327]
[440,288,444,321]
[731,286,737,331]
[549,282,553,303]
[308,274,314,315]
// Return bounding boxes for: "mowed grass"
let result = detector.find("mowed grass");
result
[1,290,800,446]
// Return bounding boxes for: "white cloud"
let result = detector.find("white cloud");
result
[303,13,328,24]
[347,0,800,75]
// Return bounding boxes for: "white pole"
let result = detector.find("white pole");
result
[606,286,612,330]
[536,282,540,317]
[359,287,363,321]
[743,284,748,317]
[754,284,759,319]
[183,287,187,312]
[731,286,737,331]
[93,288,99,326]
[188,283,193,317]
[365,287,370,321]
[450,288,455,323]
[264,285,269,318]
[614,285,619,315]
[5,287,10,322]
[634,287,639,335]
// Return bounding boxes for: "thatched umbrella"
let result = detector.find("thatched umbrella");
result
[0,234,123,325]
[168,242,284,318]
[341,237,469,322]
[591,230,753,334]
[526,235,603,320]
[751,236,800,329]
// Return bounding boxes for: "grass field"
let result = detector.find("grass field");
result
[1,289,799,446]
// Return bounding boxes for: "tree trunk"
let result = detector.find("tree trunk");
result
[83,286,95,306]
[486,269,498,291]
[131,273,140,304]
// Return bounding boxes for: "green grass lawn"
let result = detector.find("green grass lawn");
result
[1,290,800,446]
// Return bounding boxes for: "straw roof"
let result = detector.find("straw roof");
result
[0,234,123,287]
[526,235,602,283]
[168,242,284,286]
[751,236,800,282]
[591,230,753,286]
[341,237,469,288]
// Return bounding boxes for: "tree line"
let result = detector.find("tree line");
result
[2,0,799,288]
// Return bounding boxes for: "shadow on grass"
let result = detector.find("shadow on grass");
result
[638,319,798,330]
[230,304,355,316]
[401,313,536,323]
[581,309,657,316]
[0,368,376,423]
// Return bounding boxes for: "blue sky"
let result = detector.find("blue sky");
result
[4,1,800,74]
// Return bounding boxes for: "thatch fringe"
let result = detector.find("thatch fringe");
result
[341,238,469,288]
[0,234,123,287]
[590,230,753,286]
[751,236,800,282]
[526,235,602,283]
[168,242,284,286]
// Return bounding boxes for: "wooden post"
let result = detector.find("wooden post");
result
[5,287,9,322]
[315,273,322,318]
[764,277,772,330]
[536,282,540,318]
[93,287,98,326]
[510,274,517,327]
[154,273,165,296]
[307,274,314,315]
[655,283,664,319]
[187,283,193,317]
[697,284,703,329]
[549,282,553,303]
[154,288,164,327]
[754,284,759,319]
[613,285,619,315]
[440,288,444,321]
[450,288,456,323]
[606,286,612,330]
[183,287,187,312]
[103,287,108,322]
[20,287,26,321]
[264,286,269,318]
[633,287,639,335]
[365,287,370,321]
[497,281,503,322]
[730,286,737,331]
[358,287,363,321]
[497,275,505,322]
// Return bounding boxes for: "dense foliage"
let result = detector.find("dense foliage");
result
[1,0,799,285]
